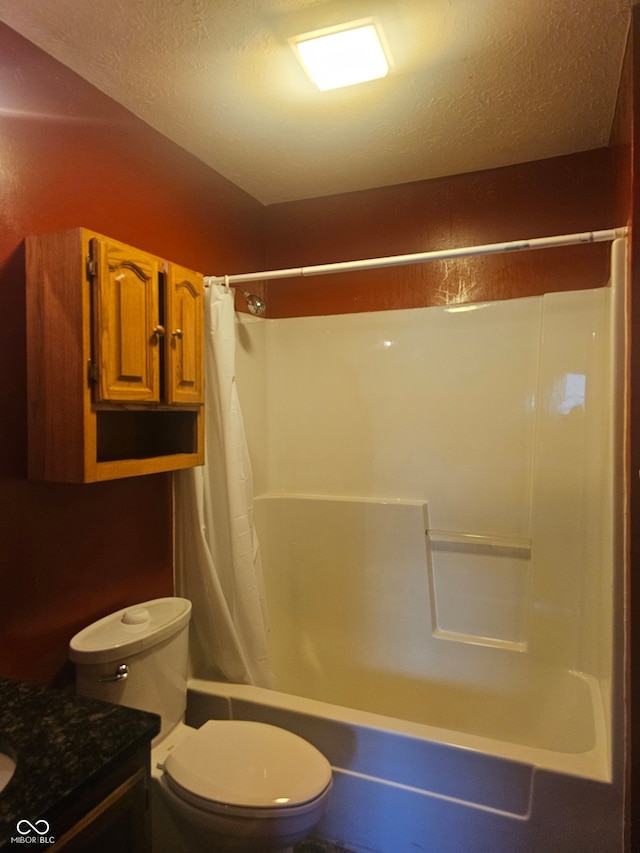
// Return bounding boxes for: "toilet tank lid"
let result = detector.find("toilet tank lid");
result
[69,597,191,664]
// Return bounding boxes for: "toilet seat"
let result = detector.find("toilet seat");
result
[163,720,332,818]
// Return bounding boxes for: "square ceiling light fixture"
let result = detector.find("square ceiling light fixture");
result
[292,19,391,91]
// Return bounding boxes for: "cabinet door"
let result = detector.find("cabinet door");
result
[50,768,150,852]
[91,237,162,403]
[164,262,204,405]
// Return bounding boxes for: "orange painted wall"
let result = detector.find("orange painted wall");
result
[264,149,615,318]
[0,23,264,686]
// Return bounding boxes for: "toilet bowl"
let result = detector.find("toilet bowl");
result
[69,597,332,853]
[154,720,331,852]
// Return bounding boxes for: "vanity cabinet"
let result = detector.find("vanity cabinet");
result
[51,756,150,853]
[26,228,204,482]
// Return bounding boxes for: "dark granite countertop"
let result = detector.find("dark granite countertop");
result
[0,677,160,849]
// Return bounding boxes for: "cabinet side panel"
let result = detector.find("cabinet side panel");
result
[26,230,87,482]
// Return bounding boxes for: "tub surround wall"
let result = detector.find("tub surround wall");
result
[238,283,617,734]
[0,22,264,687]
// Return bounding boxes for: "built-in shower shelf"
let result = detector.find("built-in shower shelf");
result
[426,527,532,651]
[427,530,531,558]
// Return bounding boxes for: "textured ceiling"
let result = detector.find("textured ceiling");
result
[0,0,633,204]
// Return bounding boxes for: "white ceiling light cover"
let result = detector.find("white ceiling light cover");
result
[292,19,391,91]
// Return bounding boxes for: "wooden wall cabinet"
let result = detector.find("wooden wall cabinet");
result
[26,228,205,482]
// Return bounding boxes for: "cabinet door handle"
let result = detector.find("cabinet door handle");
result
[153,325,165,338]
[171,329,183,339]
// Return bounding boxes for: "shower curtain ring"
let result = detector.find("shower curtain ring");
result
[224,275,230,294]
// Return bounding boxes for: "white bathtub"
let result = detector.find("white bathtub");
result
[186,672,623,853]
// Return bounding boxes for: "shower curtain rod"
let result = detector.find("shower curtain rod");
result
[205,227,627,287]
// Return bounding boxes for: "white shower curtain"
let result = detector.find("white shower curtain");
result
[174,284,273,688]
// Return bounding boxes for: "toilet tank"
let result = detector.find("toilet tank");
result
[69,597,192,742]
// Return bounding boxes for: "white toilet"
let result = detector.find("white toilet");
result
[69,597,332,853]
